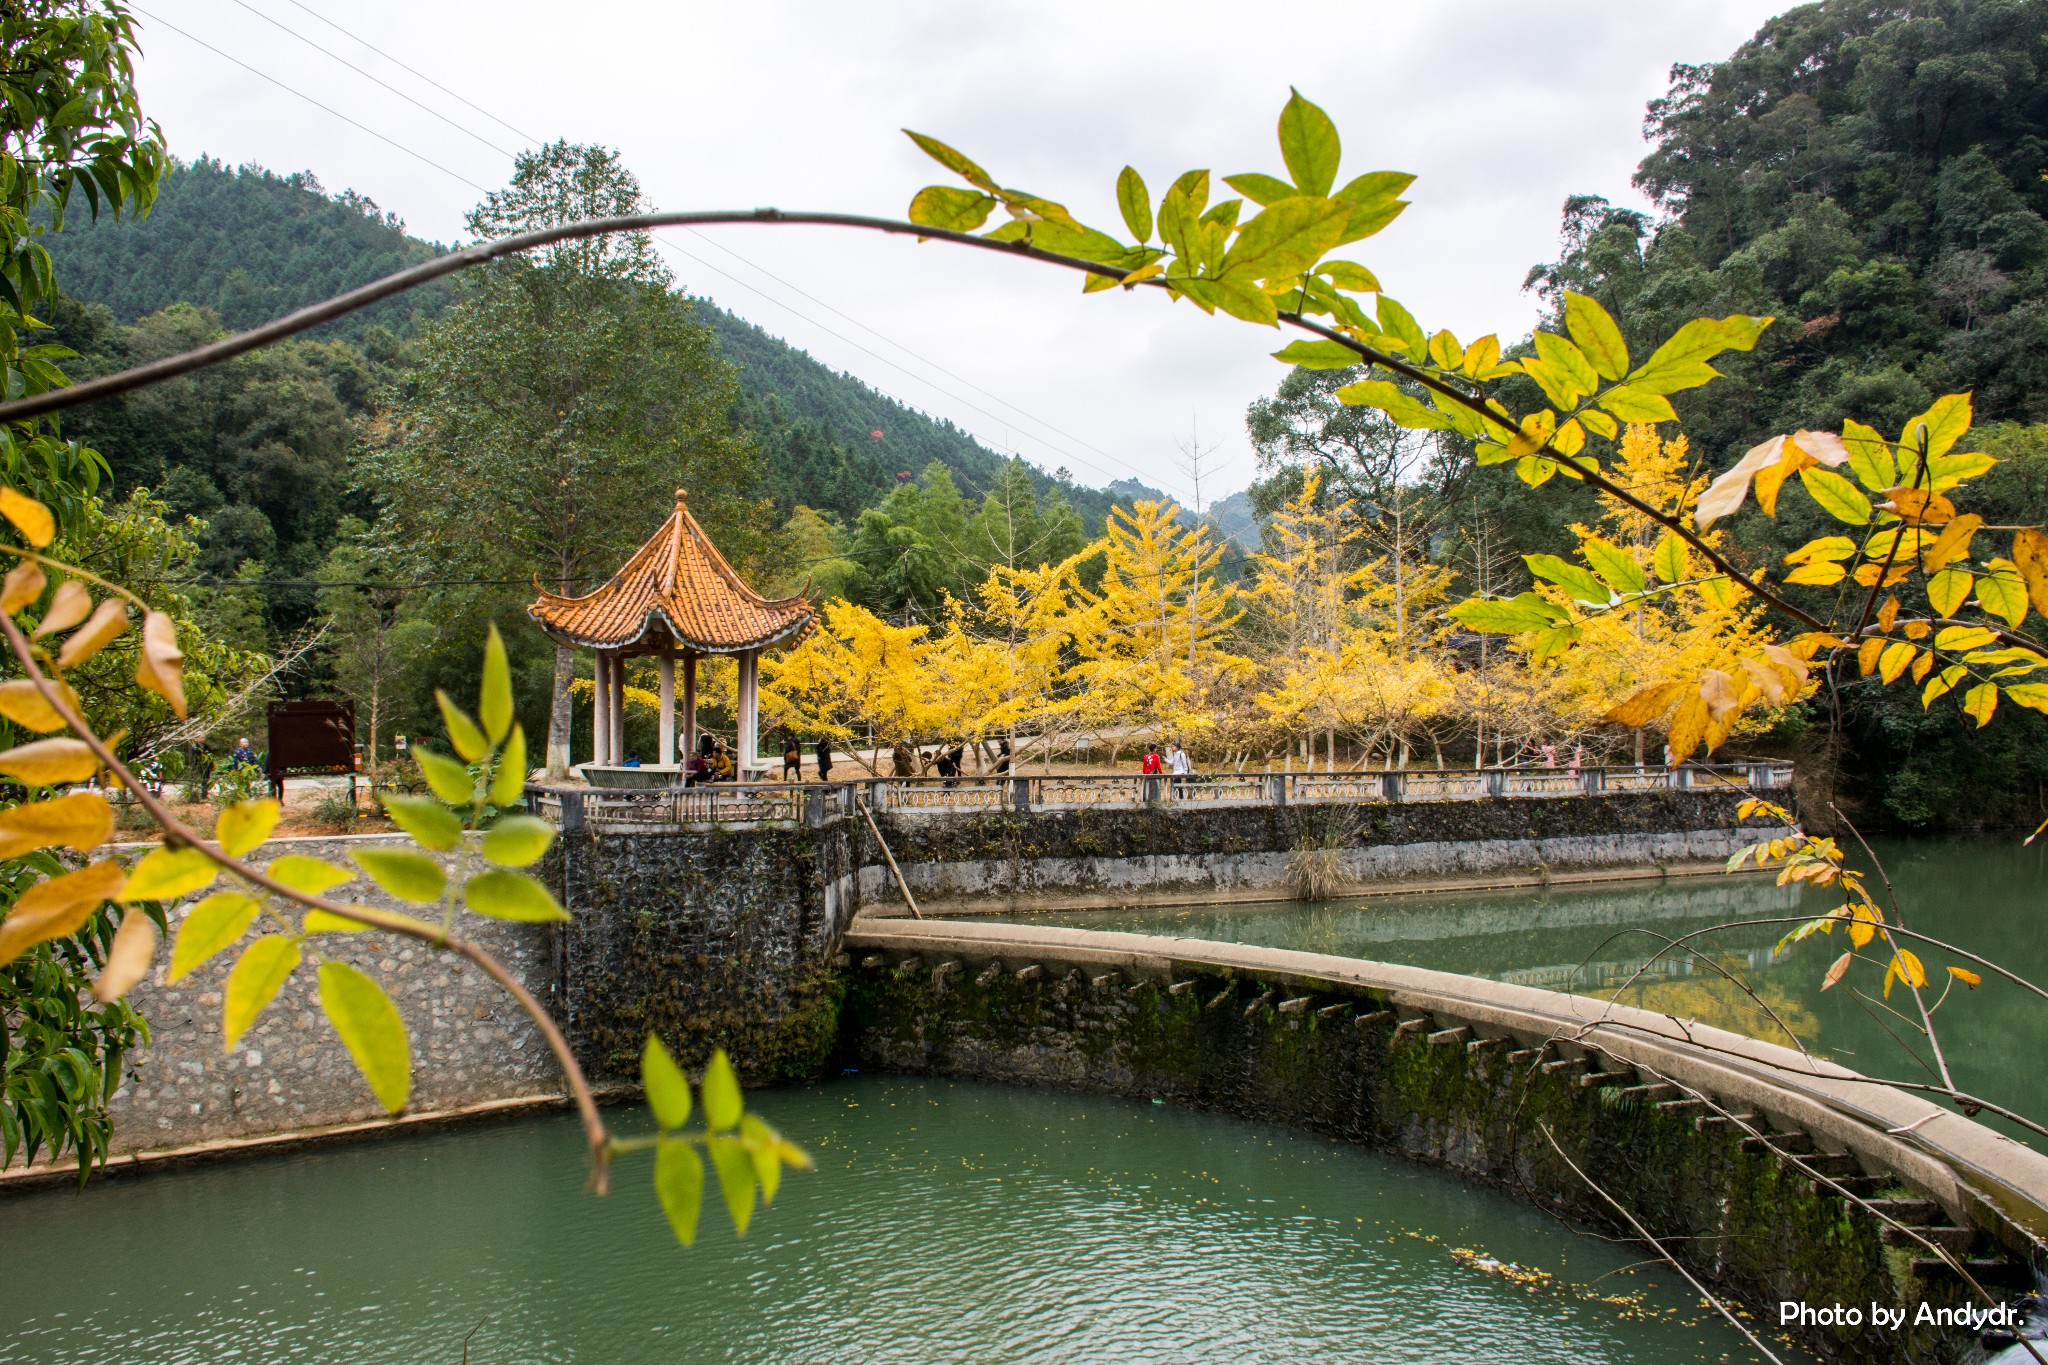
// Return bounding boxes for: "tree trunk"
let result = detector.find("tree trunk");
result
[546,641,576,776]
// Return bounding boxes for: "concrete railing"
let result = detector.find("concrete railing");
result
[528,761,1794,830]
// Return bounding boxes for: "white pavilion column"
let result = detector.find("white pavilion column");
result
[591,653,610,766]
[657,651,676,766]
[736,649,759,783]
[609,653,626,763]
[682,652,698,761]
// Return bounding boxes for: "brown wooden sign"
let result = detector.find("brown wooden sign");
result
[266,700,355,797]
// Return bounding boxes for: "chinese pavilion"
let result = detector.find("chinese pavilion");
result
[528,489,814,780]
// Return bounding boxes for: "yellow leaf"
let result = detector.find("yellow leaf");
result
[303,909,373,934]
[1893,948,1927,989]
[1977,562,2028,627]
[0,791,113,859]
[1753,439,1814,517]
[1926,568,1973,618]
[1739,655,1787,704]
[216,799,281,858]
[1857,637,1885,676]
[1921,513,1982,572]
[265,854,355,896]
[0,486,55,547]
[1923,665,1965,707]
[0,737,100,785]
[30,580,90,639]
[1877,640,1915,684]
[118,846,220,903]
[1935,624,1998,651]
[92,911,159,1002]
[0,677,82,732]
[1783,536,1857,565]
[1847,900,1880,948]
[168,892,259,982]
[1903,620,1930,640]
[1601,680,1687,728]
[1699,668,1740,723]
[135,611,187,718]
[1784,562,1846,586]
[1876,595,1900,632]
[1911,650,1934,684]
[1666,693,1709,763]
[1821,952,1852,991]
[1884,487,1956,526]
[1900,393,1971,462]
[0,560,44,613]
[1963,682,1997,727]
[1852,562,1912,588]
[1762,643,1810,684]
[2014,528,2048,619]
[0,860,126,965]
[1947,966,1981,988]
[55,598,129,668]
[223,936,301,1050]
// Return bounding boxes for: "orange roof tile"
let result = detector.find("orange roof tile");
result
[528,490,814,654]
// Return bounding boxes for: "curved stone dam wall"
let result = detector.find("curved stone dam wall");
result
[836,919,2048,1365]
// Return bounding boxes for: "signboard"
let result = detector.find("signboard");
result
[266,700,356,798]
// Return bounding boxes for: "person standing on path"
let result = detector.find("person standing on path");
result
[1141,743,1163,803]
[783,737,802,781]
[1168,740,1192,798]
[815,738,834,782]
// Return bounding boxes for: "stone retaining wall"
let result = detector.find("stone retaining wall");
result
[865,790,1779,907]
[105,836,557,1153]
[839,918,2048,1365]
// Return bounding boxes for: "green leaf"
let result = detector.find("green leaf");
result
[1523,554,1613,604]
[907,185,995,232]
[490,725,528,808]
[1562,292,1628,380]
[381,794,463,852]
[1333,169,1415,207]
[266,854,354,896]
[215,799,280,857]
[1220,171,1293,207]
[1376,296,1428,363]
[1598,384,1678,424]
[1270,339,1359,370]
[1448,593,1567,633]
[1316,259,1380,293]
[1276,88,1340,197]
[642,1035,693,1130]
[1628,314,1772,394]
[303,910,374,934]
[1175,276,1277,325]
[463,869,568,922]
[1841,418,1896,491]
[1901,392,1971,462]
[654,1138,705,1246]
[318,961,410,1114]
[1116,166,1152,242]
[168,891,258,983]
[1798,467,1872,525]
[903,130,995,191]
[436,691,488,763]
[741,1114,785,1204]
[1979,571,2027,627]
[118,846,218,903]
[350,848,446,905]
[1530,623,1583,660]
[416,749,475,805]
[1653,531,1689,584]
[1925,569,1974,617]
[701,1047,743,1129]
[481,815,554,868]
[223,936,300,1049]
[480,624,514,743]
[1531,331,1596,403]
[708,1135,756,1236]
[1581,538,1648,596]
[1331,378,1451,431]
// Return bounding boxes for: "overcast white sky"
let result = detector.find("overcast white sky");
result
[128,1,1793,505]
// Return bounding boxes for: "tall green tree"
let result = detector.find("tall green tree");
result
[364,143,763,772]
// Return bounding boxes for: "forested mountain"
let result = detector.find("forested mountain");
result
[44,157,452,344]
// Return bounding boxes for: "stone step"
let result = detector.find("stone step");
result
[1696,1112,1761,1134]
[1910,1256,2031,1287]
[1882,1225,1977,1254]
[1427,1025,1473,1047]
[1580,1071,1633,1089]
[1740,1132,1815,1156]
[1861,1198,1944,1226]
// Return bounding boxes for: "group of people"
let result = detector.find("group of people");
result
[1141,740,1195,797]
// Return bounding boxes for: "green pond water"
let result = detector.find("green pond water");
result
[0,1075,1798,1365]
[1027,834,2048,1138]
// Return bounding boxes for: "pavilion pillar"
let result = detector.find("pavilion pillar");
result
[682,652,698,760]
[591,653,610,766]
[609,653,626,764]
[737,649,759,782]
[657,650,676,766]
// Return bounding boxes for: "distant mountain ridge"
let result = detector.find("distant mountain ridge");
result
[44,157,1145,526]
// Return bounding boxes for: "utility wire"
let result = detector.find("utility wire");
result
[217,0,1163,495]
[131,5,494,192]
[225,0,517,158]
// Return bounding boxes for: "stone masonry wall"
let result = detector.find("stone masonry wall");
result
[107,835,557,1154]
[865,790,1777,907]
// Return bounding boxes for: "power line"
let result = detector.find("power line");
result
[282,0,542,146]
[225,0,517,159]
[131,5,493,192]
[213,1,1164,494]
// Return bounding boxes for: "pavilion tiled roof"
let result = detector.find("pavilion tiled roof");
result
[528,490,814,654]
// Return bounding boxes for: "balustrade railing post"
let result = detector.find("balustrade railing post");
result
[1012,776,1031,812]
[558,789,585,833]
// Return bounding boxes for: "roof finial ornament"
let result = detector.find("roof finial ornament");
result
[675,487,688,508]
